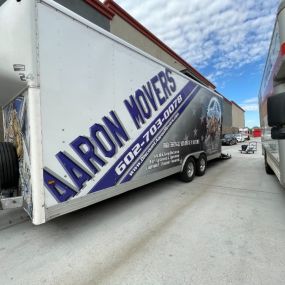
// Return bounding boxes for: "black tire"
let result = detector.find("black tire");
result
[180,157,196,182]
[0,142,19,189]
[196,154,207,176]
[264,152,274,175]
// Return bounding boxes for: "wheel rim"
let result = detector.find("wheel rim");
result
[187,162,194,177]
[200,158,206,172]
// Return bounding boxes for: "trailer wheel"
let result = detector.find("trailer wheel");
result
[264,152,274,175]
[196,154,207,176]
[0,142,19,189]
[180,157,196,182]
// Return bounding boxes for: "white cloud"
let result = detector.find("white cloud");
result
[205,70,224,85]
[240,97,259,111]
[241,104,258,111]
[115,0,279,82]
[245,119,259,128]
[244,97,258,103]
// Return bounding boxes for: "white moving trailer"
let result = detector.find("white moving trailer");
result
[259,0,285,186]
[0,0,222,224]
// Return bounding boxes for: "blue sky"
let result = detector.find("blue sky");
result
[114,0,280,128]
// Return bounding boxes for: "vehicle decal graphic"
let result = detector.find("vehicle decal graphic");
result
[89,81,200,192]
[44,74,202,203]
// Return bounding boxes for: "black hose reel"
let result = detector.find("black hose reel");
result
[0,142,19,190]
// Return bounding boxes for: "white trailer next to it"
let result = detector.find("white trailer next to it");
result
[259,0,285,186]
[0,0,222,224]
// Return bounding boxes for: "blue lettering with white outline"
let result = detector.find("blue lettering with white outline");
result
[44,68,194,203]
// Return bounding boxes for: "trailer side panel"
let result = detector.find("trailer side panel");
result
[37,1,222,220]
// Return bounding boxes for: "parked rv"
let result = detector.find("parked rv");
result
[259,0,285,186]
[0,0,222,224]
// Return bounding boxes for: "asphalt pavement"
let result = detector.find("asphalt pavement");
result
[1,138,285,285]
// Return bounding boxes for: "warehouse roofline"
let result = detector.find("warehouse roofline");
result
[85,0,115,19]
[223,96,232,105]
[231,101,245,112]
[214,91,232,105]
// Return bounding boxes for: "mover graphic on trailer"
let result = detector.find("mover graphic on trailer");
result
[44,68,179,202]
[0,0,222,224]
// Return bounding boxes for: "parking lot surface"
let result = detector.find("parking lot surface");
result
[1,138,285,285]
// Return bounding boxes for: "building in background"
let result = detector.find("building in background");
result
[222,97,233,134]
[220,96,245,134]
[231,101,245,131]
[55,0,112,31]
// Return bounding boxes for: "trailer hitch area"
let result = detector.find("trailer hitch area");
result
[220,153,232,159]
[0,196,23,210]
